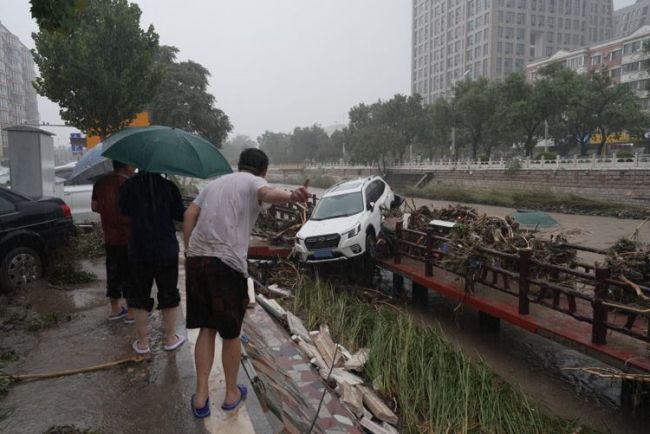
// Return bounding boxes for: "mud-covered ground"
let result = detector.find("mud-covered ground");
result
[0,261,205,434]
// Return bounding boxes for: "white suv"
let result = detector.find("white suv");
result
[294,176,395,266]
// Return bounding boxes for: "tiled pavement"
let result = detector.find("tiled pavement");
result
[242,305,362,434]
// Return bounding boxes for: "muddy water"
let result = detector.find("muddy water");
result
[377,270,646,434]
[272,182,650,433]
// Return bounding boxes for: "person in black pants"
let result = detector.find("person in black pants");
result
[120,171,186,354]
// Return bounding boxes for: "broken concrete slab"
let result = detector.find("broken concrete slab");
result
[343,348,370,372]
[358,385,398,425]
[341,382,364,418]
[287,311,312,344]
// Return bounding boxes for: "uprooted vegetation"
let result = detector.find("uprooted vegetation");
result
[267,276,595,434]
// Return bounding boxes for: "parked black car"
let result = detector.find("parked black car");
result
[0,187,75,291]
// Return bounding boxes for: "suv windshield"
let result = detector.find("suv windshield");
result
[311,192,363,220]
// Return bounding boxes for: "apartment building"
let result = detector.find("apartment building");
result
[526,25,650,107]
[412,0,614,103]
[614,0,650,38]
[0,21,40,160]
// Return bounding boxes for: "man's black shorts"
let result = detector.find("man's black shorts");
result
[185,256,249,339]
[126,258,180,312]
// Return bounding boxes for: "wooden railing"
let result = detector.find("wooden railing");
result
[393,220,650,345]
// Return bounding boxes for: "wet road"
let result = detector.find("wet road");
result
[0,260,266,434]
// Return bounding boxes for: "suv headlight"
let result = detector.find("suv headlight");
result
[296,236,303,245]
[345,224,361,239]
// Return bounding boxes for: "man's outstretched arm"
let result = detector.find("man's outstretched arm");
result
[183,203,201,250]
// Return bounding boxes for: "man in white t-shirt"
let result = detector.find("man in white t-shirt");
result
[183,148,309,417]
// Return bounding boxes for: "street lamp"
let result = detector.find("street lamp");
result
[450,69,471,161]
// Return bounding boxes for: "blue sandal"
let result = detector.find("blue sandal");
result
[221,385,247,411]
[108,307,128,321]
[191,394,210,418]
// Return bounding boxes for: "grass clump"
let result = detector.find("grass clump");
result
[27,312,73,332]
[408,184,649,219]
[292,278,591,434]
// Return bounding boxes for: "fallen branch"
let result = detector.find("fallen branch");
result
[2,355,144,382]
[561,367,650,382]
[618,274,650,302]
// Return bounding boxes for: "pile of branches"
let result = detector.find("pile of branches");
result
[249,259,302,290]
[253,201,314,246]
[394,202,577,291]
[605,238,650,306]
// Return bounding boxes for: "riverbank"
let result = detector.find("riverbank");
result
[406,184,650,220]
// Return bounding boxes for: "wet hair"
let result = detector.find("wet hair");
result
[238,148,269,176]
[112,160,128,171]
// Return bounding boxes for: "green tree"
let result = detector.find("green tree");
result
[221,135,256,163]
[32,0,160,139]
[30,0,86,33]
[345,95,430,166]
[427,99,453,159]
[348,124,402,172]
[149,46,232,147]
[258,131,293,164]
[589,72,647,155]
[290,125,331,162]
[452,78,498,159]
[497,73,557,157]
[377,94,431,161]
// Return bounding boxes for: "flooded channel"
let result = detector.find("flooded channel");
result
[376,269,646,434]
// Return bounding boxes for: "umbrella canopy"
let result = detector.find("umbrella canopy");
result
[67,141,112,184]
[102,126,233,179]
[511,210,559,229]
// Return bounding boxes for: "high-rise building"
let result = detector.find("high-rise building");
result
[412,0,615,104]
[0,21,40,160]
[614,0,650,38]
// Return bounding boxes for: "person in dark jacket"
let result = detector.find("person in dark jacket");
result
[91,161,134,321]
[119,171,187,354]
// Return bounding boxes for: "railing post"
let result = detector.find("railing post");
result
[591,153,596,169]
[592,266,610,345]
[394,221,403,265]
[518,248,531,315]
[556,154,560,169]
[425,228,434,277]
[612,152,617,168]
[573,154,578,168]
[635,152,639,167]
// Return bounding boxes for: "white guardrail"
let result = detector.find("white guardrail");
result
[304,154,650,171]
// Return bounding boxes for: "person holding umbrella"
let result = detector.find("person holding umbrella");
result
[103,125,235,354]
[119,171,187,354]
[183,148,309,417]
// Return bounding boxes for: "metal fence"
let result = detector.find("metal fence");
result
[304,153,650,171]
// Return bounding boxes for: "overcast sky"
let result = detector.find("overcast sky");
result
[0,0,639,144]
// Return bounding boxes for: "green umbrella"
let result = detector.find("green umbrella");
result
[101,125,232,179]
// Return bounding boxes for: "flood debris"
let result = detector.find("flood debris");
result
[253,200,315,246]
[255,279,400,432]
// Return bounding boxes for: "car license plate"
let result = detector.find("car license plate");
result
[314,249,333,259]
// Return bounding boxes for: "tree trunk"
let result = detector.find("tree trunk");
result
[525,130,535,157]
